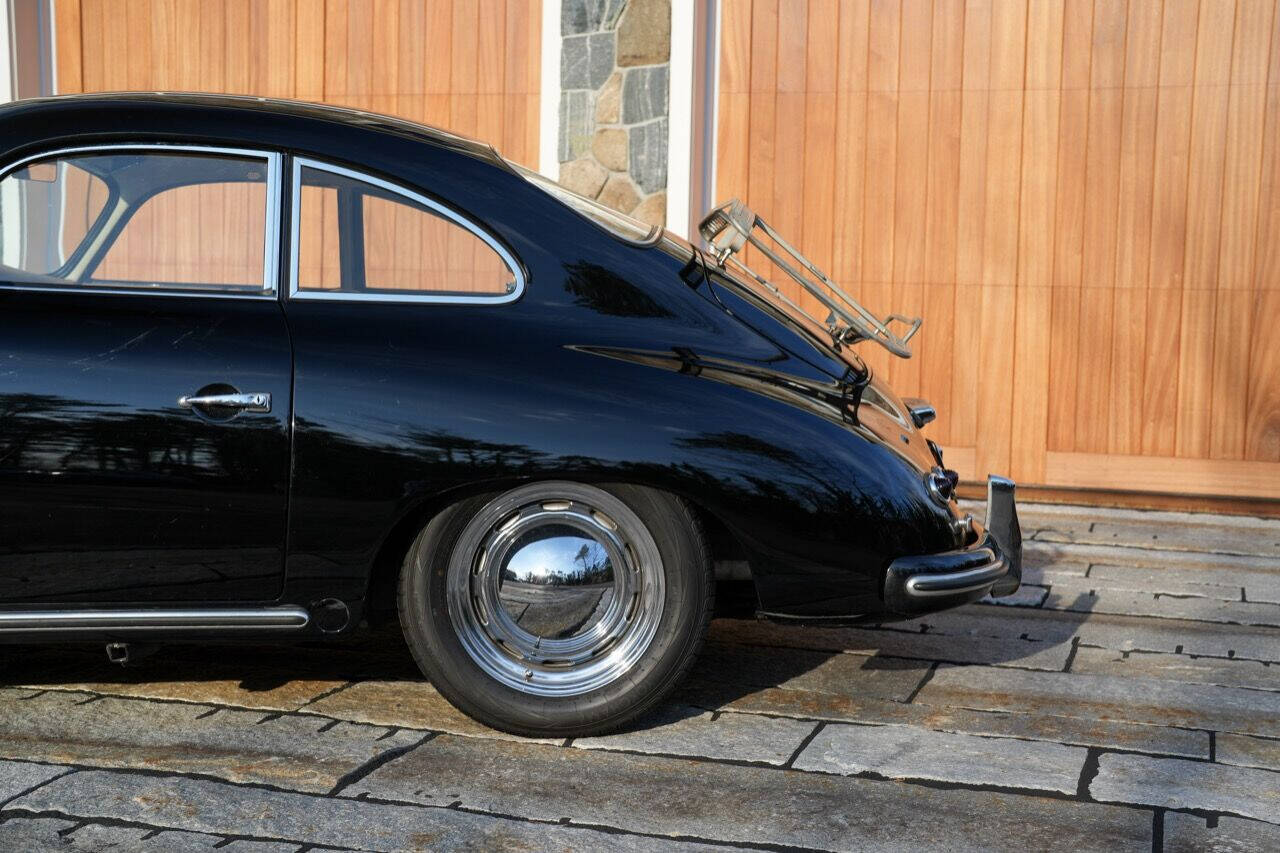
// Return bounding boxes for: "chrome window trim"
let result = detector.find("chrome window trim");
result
[0,142,283,299]
[288,156,526,305]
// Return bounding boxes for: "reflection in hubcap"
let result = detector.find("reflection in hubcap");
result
[498,524,616,641]
[447,483,666,698]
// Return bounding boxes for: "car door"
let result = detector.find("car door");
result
[0,145,292,602]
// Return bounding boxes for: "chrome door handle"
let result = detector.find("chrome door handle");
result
[178,392,271,413]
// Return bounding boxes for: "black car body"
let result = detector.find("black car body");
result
[0,95,1021,735]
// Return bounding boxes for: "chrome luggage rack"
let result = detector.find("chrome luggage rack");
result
[698,199,922,358]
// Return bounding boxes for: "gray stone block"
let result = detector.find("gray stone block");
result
[0,758,66,804]
[681,676,1211,759]
[1090,753,1280,823]
[39,822,296,851]
[574,705,817,765]
[561,32,615,90]
[12,770,722,853]
[793,722,1088,794]
[629,118,668,193]
[559,90,593,162]
[562,0,626,35]
[917,663,1280,736]
[0,690,422,792]
[894,604,1280,663]
[1069,646,1280,692]
[561,0,605,35]
[604,0,627,29]
[691,640,931,703]
[304,679,561,744]
[1087,562,1280,604]
[1163,812,1280,853]
[1023,539,1280,574]
[709,618,1074,670]
[981,583,1049,607]
[1218,732,1280,772]
[346,733,1152,851]
[1041,584,1280,628]
[1034,519,1280,558]
[622,64,669,123]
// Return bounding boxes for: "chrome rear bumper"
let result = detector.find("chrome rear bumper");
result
[883,475,1023,615]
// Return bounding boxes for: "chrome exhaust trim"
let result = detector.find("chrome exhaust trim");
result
[0,606,310,633]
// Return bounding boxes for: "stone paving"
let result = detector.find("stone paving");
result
[0,501,1277,851]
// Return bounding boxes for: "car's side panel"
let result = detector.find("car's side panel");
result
[0,291,293,602]
[0,96,962,624]
[284,240,959,620]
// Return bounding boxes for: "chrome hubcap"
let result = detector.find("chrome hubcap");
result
[447,483,666,697]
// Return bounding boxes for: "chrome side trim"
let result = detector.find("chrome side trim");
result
[0,606,310,632]
[287,156,526,305]
[0,142,283,299]
[903,557,1007,598]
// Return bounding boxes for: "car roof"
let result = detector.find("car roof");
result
[0,92,500,161]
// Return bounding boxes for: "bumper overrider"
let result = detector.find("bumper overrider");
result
[883,476,1023,615]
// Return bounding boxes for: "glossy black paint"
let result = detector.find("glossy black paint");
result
[0,290,292,602]
[0,94,968,635]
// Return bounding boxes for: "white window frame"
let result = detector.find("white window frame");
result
[288,157,526,305]
[0,142,284,299]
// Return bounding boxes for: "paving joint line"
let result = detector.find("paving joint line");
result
[0,807,356,852]
[781,721,825,769]
[328,732,435,796]
[296,680,360,709]
[0,766,77,811]
[1075,747,1103,800]
[1062,637,1081,672]
[903,661,939,703]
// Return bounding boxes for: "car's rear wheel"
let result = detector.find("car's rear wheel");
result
[397,481,713,737]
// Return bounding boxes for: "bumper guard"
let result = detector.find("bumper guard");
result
[883,476,1023,615]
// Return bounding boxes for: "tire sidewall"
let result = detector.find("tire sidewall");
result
[399,482,709,736]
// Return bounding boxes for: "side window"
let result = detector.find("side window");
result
[0,150,277,294]
[0,160,110,276]
[294,163,519,300]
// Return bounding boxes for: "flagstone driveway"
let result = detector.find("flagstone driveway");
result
[0,501,1276,851]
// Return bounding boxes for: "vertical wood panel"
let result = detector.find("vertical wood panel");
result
[1176,0,1238,459]
[1108,0,1161,457]
[1046,0,1091,454]
[716,0,1280,495]
[53,0,541,315]
[55,1,541,168]
[1011,0,1064,483]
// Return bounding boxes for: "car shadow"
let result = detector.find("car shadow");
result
[0,549,1100,736]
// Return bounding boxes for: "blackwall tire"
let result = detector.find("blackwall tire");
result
[397,482,714,737]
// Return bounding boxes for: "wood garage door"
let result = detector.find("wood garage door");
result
[49,1,540,306]
[52,0,540,165]
[717,0,1280,503]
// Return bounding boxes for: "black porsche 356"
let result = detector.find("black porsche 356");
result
[0,94,1021,736]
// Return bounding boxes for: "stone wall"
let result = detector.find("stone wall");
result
[558,0,671,227]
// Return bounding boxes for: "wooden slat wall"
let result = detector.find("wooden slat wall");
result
[718,0,1280,500]
[53,0,541,167]
[52,0,540,291]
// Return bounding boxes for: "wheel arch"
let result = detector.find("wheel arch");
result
[361,479,759,626]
